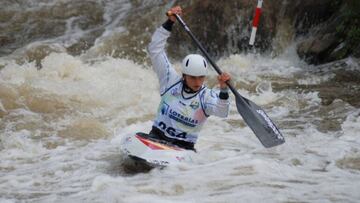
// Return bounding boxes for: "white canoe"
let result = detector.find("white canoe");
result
[120,132,195,167]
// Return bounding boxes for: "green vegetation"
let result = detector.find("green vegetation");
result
[335,0,360,58]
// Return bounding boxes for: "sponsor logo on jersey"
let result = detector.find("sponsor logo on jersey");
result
[189,101,199,109]
[171,87,180,96]
[168,109,198,127]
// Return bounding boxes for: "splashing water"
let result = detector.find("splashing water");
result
[1,1,360,203]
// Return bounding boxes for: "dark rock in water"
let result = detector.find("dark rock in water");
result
[290,0,339,36]
[353,44,360,58]
[0,36,15,47]
[297,33,339,64]
[295,0,360,64]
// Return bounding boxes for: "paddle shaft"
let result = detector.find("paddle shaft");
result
[173,14,239,94]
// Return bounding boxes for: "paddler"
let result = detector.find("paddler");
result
[147,6,231,151]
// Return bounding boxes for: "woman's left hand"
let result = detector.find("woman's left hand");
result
[217,72,231,89]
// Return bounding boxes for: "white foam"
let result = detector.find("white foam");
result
[297,73,335,85]
[1,49,360,203]
[216,53,302,78]
[340,109,360,143]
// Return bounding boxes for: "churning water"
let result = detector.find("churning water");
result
[1,1,360,203]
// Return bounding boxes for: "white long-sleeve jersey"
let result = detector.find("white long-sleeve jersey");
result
[148,26,230,144]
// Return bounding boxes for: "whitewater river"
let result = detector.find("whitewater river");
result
[1,1,360,203]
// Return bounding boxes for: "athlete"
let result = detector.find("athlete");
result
[147,6,231,151]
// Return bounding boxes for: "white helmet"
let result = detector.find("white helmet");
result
[181,54,208,76]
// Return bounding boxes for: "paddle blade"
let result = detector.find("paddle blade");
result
[234,91,285,148]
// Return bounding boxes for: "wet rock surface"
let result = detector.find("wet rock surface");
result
[0,0,359,65]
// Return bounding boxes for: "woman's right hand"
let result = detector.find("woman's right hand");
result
[167,6,182,22]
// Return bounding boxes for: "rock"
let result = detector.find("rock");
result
[289,0,339,35]
[354,44,360,58]
[328,42,349,61]
[311,33,337,53]
[297,33,338,64]
[0,36,14,47]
